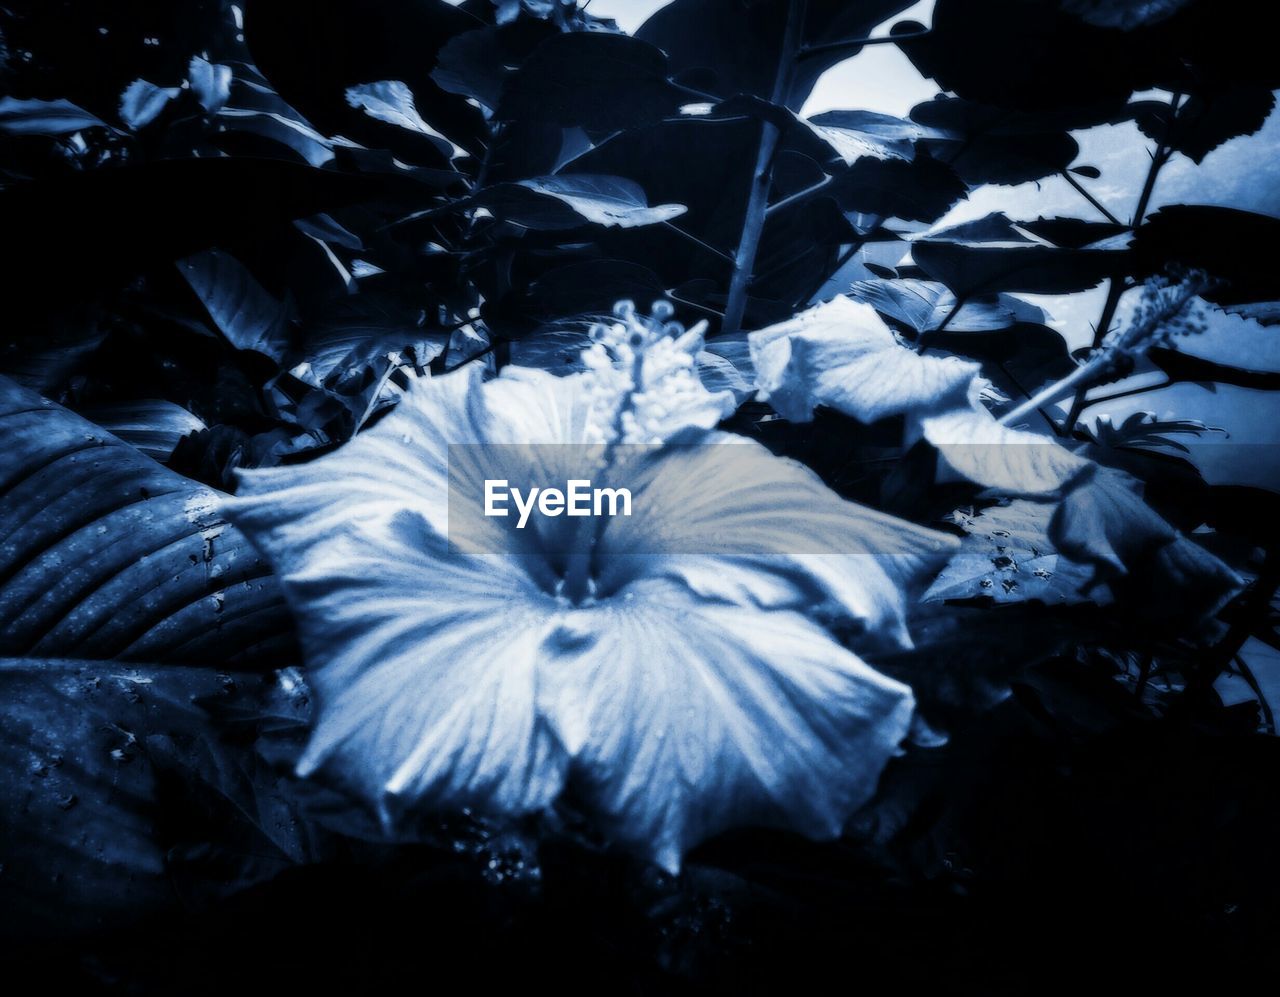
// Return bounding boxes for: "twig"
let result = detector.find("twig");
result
[661,221,737,264]
[1060,170,1121,225]
[797,26,930,61]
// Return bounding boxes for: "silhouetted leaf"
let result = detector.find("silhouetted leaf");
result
[1131,84,1276,163]
[1132,205,1280,306]
[911,96,1083,186]
[1146,346,1280,389]
[496,32,682,131]
[638,0,917,109]
[833,152,968,224]
[914,213,1123,297]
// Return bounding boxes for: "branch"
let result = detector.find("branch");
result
[1060,170,1121,225]
[797,26,930,61]
[720,0,808,336]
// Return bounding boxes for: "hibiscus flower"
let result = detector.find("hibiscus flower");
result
[225,302,958,871]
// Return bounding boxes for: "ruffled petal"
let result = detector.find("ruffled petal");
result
[537,579,915,872]
[599,435,959,646]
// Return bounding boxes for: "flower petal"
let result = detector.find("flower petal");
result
[538,579,915,872]
[599,436,959,646]
[238,501,568,823]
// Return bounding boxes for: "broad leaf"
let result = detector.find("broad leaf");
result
[1132,205,1280,307]
[496,32,682,131]
[345,80,463,158]
[925,501,1097,606]
[75,399,208,462]
[913,213,1123,297]
[178,250,295,363]
[481,175,687,230]
[0,377,295,666]
[0,661,315,936]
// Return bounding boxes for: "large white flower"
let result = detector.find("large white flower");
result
[225,303,957,871]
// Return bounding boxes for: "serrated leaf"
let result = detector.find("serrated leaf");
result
[118,79,181,130]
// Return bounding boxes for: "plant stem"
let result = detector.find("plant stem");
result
[1059,91,1182,431]
[661,220,737,264]
[721,0,808,336]
[797,26,930,61]
[1060,170,1121,225]
[1077,377,1170,409]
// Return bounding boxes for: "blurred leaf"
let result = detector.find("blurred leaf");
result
[188,56,231,114]
[832,152,968,224]
[0,95,108,135]
[178,250,294,363]
[0,377,296,666]
[1060,0,1193,29]
[118,79,181,131]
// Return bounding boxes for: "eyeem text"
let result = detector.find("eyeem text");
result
[484,479,633,529]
